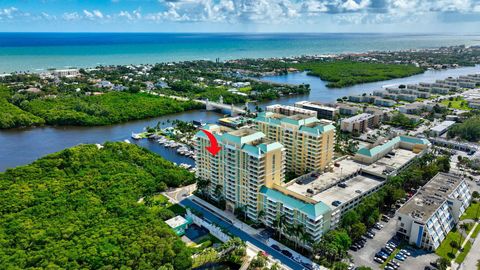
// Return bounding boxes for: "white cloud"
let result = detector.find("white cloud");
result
[93,10,104,19]
[3,0,480,27]
[82,9,104,20]
[0,7,19,19]
[62,12,80,21]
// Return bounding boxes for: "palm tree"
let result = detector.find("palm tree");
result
[257,210,266,225]
[274,214,286,241]
[299,225,312,251]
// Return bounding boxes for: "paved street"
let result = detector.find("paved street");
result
[180,197,308,270]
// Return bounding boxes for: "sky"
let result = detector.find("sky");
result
[0,0,479,33]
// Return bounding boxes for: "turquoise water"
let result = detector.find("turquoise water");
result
[0,33,479,73]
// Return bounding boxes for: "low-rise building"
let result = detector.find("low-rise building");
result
[340,113,380,133]
[295,101,338,120]
[354,136,430,165]
[337,104,361,116]
[266,104,317,117]
[51,69,80,78]
[374,98,396,107]
[396,173,471,251]
[430,120,456,137]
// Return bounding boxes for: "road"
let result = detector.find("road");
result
[460,230,480,270]
[180,198,308,270]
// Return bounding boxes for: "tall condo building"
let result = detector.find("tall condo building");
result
[255,112,335,175]
[194,125,285,220]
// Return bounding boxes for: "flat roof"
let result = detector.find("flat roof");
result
[286,158,365,200]
[165,215,188,228]
[342,113,374,123]
[398,173,464,223]
[315,175,384,209]
[431,120,456,133]
[363,148,417,175]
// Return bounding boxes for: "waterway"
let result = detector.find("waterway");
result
[1,65,480,171]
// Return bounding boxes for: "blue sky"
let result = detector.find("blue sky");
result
[0,0,479,32]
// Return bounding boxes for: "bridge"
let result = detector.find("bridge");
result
[202,98,247,116]
[155,93,247,116]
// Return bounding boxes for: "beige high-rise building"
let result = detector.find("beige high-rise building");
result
[194,125,285,219]
[255,112,335,175]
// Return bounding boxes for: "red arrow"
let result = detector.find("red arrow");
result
[201,129,221,156]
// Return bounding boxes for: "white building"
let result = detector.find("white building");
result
[396,173,471,251]
[430,120,456,137]
[266,104,317,118]
[295,101,338,120]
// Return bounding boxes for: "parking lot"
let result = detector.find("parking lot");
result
[350,216,439,269]
[350,218,397,268]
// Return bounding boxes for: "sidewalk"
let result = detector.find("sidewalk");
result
[450,222,478,270]
[189,195,327,270]
[190,195,261,236]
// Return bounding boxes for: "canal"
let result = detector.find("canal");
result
[1,65,479,171]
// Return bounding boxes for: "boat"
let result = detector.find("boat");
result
[131,132,142,140]
[124,139,131,144]
[179,163,191,169]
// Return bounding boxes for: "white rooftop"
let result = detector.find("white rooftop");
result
[165,215,188,228]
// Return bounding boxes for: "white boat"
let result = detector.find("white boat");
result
[179,163,192,169]
[131,132,142,140]
[124,139,131,144]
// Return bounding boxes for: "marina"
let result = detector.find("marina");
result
[1,65,480,171]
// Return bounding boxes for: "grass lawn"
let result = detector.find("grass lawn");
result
[471,223,480,238]
[153,193,170,204]
[440,97,471,110]
[168,203,187,215]
[455,239,473,264]
[238,86,252,93]
[461,201,480,221]
[436,229,464,260]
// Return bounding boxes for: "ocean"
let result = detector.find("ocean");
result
[0,32,479,73]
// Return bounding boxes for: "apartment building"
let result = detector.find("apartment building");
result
[295,100,338,120]
[266,104,317,118]
[255,112,335,175]
[396,173,471,251]
[340,113,380,133]
[195,125,285,219]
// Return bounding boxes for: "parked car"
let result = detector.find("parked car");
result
[374,257,385,263]
[381,248,392,255]
[400,249,411,256]
[376,252,388,260]
[384,266,395,270]
[395,254,406,261]
[391,260,400,267]
[350,245,359,251]
[271,244,281,251]
[387,262,398,269]
[374,222,384,230]
[281,250,292,257]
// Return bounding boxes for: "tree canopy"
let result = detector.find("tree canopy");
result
[0,142,195,269]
